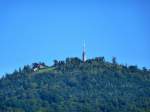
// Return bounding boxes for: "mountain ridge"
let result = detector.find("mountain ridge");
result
[0,57,150,112]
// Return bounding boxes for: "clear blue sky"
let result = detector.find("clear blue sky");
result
[0,0,150,75]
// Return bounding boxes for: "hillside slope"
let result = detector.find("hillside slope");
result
[0,57,150,112]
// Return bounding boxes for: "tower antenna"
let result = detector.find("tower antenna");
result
[82,41,86,62]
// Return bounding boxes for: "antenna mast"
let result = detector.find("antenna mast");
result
[82,41,86,62]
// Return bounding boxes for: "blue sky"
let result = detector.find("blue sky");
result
[0,0,150,75]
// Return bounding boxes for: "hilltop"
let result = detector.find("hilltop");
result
[0,57,150,112]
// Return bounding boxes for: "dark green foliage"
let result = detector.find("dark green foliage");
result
[22,65,32,74]
[0,57,150,112]
[112,57,117,65]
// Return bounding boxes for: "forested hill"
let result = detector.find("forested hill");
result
[0,57,150,112]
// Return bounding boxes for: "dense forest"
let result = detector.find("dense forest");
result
[0,57,150,112]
